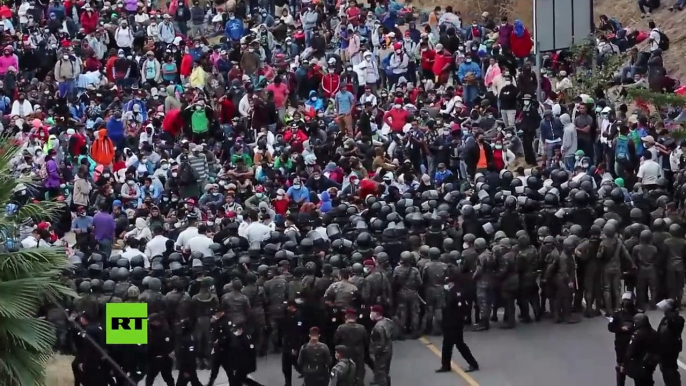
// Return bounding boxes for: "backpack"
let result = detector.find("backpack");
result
[657,30,670,51]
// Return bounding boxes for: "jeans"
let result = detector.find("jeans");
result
[97,239,112,257]
[59,79,75,98]
[621,65,637,82]
[304,29,313,46]
[426,155,437,178]
[463,85,478,108]
[564,155,576,171]
[638,0,654,13]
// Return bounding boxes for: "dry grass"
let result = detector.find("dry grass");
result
[412,0,533,27]
[46,355,75,386]
[595,0,686,82]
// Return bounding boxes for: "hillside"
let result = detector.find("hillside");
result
[412,0,686,81]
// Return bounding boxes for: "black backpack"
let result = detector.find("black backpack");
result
[657,30,670,51]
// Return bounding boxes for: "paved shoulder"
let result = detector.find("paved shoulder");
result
[425,312,685,386]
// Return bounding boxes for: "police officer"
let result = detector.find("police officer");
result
[663,224,686,306]
[71,312,106,386]
[599,223,635,316]
[472,238,494,331]
[608,292,638,386]
[242,272,268,356]
[656,299,684,386]
[329,345,357,386]
[227,322,262,386]
[283,300,307,386]
[545,238,579,324]
[145,313,175,386]
[207,307,234,386]
[422,247,448,335]
[624,313,659,386]
[222,278,251,326]
[176,319,204,386]
[334,309,368,386]
[298,326,332,386]
[436,275,479,373]
[633,230,658,311]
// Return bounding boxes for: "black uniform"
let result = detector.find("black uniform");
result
[145,324,175,386]
[608,306,637,386]
[176,330,204,386]
[71,322,107,386]
[625,319,659,386]
[657,312,685,386]
[282,307,307,386]
[439,284,479,371]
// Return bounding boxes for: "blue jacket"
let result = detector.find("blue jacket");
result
[539,117,564,142]
[190,47,204,62]
[225,19,244,41]
[106,117,124,141]
[138,184,161,206]
[305,90,324,112]
[457,61,481,81]
[319,191,332,213]
[287,185,310,202]
[216,58,231,73]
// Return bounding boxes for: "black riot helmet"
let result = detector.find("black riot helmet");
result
[544,193,558,206]
[356,232,374,249]
[609,187,624,203]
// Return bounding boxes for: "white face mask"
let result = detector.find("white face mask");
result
[465,58,472,63]
[444,284,451,290]
[293,184,302,190]
[463,242,470,249]
[370,312,379,320]
[161,164,169,170]
[295,298,304,304]
[505,81,512,86]
[172,172,178,177]
[63,55,69,60]
[523,101,531,106]
[394,104,402,109]
[127,180,135,185]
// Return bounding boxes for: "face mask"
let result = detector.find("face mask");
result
[62,55,69,60]
[212,192,219,196]
[172,172,178,177]
[233,330,243,336]
[249,48,255,53]
[256,193,264,199]
[370,312,379,320]
[314,176,321,180]
[295,298,304,304]
[394,104,402,109]
[103,173,110,178]
[444,284,451,290]
[127,180,135,185]
[172,197,179,202]
[293,184,302,190]
[505,81,512,86]
[463,242,470,249]
[495,144,502,149]
[161,164,169,170]
[465,58,472,63]
[78,212,86,217]
[523,101,530,106]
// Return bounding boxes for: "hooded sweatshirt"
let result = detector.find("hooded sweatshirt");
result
[560,113,577,158]
[319,191,332,213]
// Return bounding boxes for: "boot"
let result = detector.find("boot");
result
[472,320,489,331]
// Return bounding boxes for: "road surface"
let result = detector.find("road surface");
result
[149,310,686,386]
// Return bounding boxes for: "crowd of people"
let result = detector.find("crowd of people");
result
[1,0,683,385]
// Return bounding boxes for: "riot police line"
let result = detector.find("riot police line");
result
[47,166,686,386]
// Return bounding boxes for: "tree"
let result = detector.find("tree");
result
[0,137,74,386]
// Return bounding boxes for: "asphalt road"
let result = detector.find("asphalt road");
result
[146,309,686,386]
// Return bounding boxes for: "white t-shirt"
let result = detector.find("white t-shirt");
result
[188,235,214,257]
[649,29,661,52]
[175,226,199,249]
[245,222,272,244]
[637,160,662,185]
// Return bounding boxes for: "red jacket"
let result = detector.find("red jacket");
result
[80,11,99,34]
[218,98,236,124]
[180,54,193,77]
[105,55,118,82]
[510,28,533,58]
[162,109,183,137]
[384,108,408,133]
[321,73,341,98]
[359,179,378,200]
[284,128,308,143]
[432,50,451,75]
[69,133,87,156]
[273,198,289,215]
[421,49,436,71]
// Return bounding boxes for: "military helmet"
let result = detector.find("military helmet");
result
[103,280,115,293]
[428,247,441,260]
[78,281,92,293]
[474,238,487,250]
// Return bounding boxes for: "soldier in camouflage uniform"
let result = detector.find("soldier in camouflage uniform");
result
[221,278,251,326]
[329,345,357,386]
[664,224,686,305]
[392,252,423,339]
[190,277,219,369]
[496,238,519,329]
[575,225,603,318]
[598,223,635,316]
[421,247,448,335]
[545,238,579,324]
[472,238,496,331]
[298,327,332,386]
[264,266,288,352]
[334,309,368,386]
[369,305,393,386]
[242,272,268,356]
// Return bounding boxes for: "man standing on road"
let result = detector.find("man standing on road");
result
[608,292,638,386]
[656,299,684,386]
[436,274,479,374]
